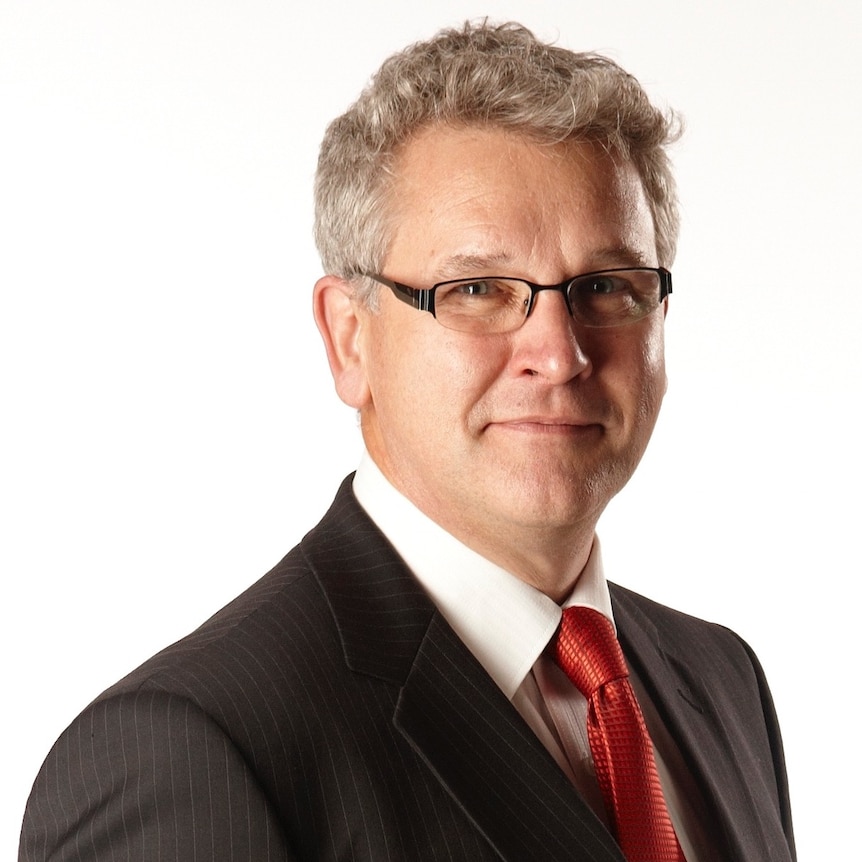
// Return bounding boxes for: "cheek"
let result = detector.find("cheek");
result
[634,323,667,420]
[416,329,508,402]
[591,321,666,415]
[443,337,517,430]
[641,320,666,377]
[365,332,414,410]
[364,324,491,422]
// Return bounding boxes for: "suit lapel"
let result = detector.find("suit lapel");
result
[395,614,625,862]
[611,585,793,862]
[302,478,624,862]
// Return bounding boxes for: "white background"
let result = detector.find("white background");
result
[2,1,859,857]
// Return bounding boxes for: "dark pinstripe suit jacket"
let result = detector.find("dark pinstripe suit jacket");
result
[20,477,795,861]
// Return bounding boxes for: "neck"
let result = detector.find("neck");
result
[435,520,596,603]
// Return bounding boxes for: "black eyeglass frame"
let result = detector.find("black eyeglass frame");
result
[363,267,672,330]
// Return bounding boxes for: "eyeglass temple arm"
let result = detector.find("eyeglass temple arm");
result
[363,274,434,312]
[658,267,673,300]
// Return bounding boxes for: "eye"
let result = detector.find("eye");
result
[452,280,497,297]
[581,276,626,295]
[437,278,528,321]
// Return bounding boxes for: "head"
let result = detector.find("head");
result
[314,20,681,306]
[313,22,681,596]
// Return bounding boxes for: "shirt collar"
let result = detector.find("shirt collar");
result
[352,452,615,700]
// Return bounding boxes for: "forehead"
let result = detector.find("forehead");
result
[384,125,656,278]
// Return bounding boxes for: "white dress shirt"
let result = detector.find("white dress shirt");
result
[353,452,717,861]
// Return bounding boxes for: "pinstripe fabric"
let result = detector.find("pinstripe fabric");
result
[19,477,795,861]
[612,588,796,862]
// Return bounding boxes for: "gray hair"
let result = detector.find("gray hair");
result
[313,21,682,303]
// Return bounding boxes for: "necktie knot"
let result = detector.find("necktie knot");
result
[553,606,628,697]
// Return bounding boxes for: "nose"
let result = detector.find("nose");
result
[511,290,591,382]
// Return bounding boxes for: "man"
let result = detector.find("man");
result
[20,21,795,862]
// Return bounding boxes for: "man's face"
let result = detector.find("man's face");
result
[322,125,667,583]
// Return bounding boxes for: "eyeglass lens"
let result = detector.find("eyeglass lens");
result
[433,270,663,333]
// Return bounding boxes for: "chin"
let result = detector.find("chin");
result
[507,459,635,522]
[501,481,603,529]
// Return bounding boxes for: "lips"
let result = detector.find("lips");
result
[500,415,596,426]
[479,396,613,434]
[486,417,604,437]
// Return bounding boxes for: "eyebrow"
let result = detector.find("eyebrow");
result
[586,246,653,270]
[433,246,652,282]
[434,252,515,280]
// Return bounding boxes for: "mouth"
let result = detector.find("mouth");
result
[488,418,603,435]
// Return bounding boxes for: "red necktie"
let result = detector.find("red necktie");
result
[552,606,686,862]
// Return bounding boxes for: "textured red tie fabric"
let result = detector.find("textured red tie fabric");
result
[552,606,686,862]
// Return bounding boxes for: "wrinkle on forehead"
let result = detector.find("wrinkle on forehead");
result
[384,126,656,282]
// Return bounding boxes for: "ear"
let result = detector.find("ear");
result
[313,275,371,409]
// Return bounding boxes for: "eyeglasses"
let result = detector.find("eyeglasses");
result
[364,267,672,334]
